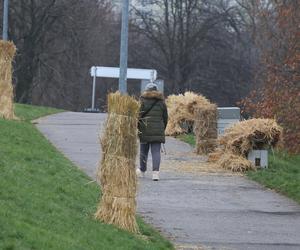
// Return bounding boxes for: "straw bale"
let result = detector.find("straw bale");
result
[0,41,16,120]
[95,92,140,233]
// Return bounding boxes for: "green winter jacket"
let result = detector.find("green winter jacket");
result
[138,91,168,143]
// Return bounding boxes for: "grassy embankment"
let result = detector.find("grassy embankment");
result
[178,133,300,203]
[0,104,173,250]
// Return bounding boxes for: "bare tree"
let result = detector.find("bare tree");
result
[0,0,265,108]
[3,0,120,110]
[130,0,255,105]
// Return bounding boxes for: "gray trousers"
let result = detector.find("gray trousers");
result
[140,142,161,172]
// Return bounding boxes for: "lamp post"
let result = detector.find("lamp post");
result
[118,0,129,94]
[2,0,9,40]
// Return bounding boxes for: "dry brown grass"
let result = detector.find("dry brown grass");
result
[209,118,282,172]
[0,40,16,120]
[95,92,140,233]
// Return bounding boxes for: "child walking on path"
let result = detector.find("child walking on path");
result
[137,83,168,181]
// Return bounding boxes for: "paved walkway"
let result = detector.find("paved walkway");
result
[36,112,300,250]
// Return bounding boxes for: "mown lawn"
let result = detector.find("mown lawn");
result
[178,133,300,204]
[0,104,173,250]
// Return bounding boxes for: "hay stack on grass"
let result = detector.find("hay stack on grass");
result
[0,41,16,120]
[209,118,282,172]
[95,92,140,233]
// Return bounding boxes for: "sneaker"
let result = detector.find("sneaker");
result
[136,168,145,178]
[152,171,159,181]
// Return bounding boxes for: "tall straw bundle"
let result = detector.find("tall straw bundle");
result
[0,41,16,120]
[209,118,282,172]
[95,92,140,233]
[193,104,218,154]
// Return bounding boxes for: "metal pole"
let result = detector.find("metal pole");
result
[92,67,97,110]
[118,0,129,94]
[2,0,9,41]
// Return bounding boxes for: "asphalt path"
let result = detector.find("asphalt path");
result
[36,112,300,250]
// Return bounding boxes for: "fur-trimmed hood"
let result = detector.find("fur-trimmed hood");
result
[141,91,164,100]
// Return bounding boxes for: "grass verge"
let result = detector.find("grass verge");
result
[14,103,64,121]
[0,104,173,250]
[247,152,300,203]
[178,133,300,203]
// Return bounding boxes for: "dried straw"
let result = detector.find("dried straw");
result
[165,92,213,135]
[193,105,218,155]
[218,153,255,172]
[207,148,223,162]
[95,92,140,233]
[165,91,217,155]
[219,118,282,156]
[209,118,282,172]
[0,41,16,120]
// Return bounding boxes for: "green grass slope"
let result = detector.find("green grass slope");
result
[14,103,64,121]
[0,104,173,250]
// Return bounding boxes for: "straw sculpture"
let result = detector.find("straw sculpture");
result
[95,92,140,233]
[209,118,282,172]
[165,91,218,155]
[0,41,16,119]
[219,118,282,155]
[193,104,218,154]
[165,92,213,135]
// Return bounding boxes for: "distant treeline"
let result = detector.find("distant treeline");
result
[0,0,296,117]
